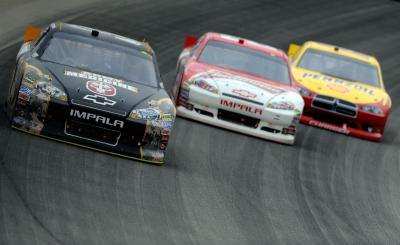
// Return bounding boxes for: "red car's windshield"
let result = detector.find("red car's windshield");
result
[198,40,291,85]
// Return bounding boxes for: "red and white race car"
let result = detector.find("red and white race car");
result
[172,33,304,144]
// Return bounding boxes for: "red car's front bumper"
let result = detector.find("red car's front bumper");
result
[301,96,389,142]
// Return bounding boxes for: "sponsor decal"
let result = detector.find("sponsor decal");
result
[292,117,300,124]
[194,79,218,93]
[205,70,285,94]
[158,121,174,129]
[282,126,296,135]
[291,108,301,124]
[309,120,350,134]
[232,89,257,98]
[135,98,175,155]
[13,68,58,134]
[267,101,295,110]
[136,104,175,158]
[22,80,35,88]
[19,85,32,95]
[18,92,30,102]
[17,100,28,106]
[86,81,116,97]
[18,85,32,101]
[327,83,350,94]
[158,99,175,111]
[36,82,67,101]
[22,72,39,89]
[220,99,262,115]
[161,113,174,122]
[161,129,170,135]
[83,94,117,106]
[302,73,375,96]
[14,89,49,135]
[64,70,138,93]
[130,108,160,120]
[180,87,190,99]
[131,98,176,123]
[70,109,124,128]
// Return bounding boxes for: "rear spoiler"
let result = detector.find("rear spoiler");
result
[287,43,300,57]
[23,25,42,43]
[184,35,198,48]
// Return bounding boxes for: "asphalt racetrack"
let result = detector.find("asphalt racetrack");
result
[1,0,400,244]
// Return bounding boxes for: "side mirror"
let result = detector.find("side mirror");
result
[184,35,198,49]
[23,25,42,43]
[287,43,300,58]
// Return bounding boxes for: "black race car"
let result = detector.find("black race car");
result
[6,22,175,164]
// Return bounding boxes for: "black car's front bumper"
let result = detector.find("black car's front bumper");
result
[12,98,173,164]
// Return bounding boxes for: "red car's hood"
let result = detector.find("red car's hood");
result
[184,63,298,105]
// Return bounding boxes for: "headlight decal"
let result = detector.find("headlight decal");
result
[184,74,219,94]
[130,98,176,121]
[22,70,41,88]
[132,98,175,156]
[14,69,55,135]
[266,101,295,110]
[130,108,161,120]
[180,86,190,100]
[291,108,302,124]
[22,69,68,102]
[360,105,383,115]
[36,81,68,101]
[193,79,218,93]
[295,86,312,97]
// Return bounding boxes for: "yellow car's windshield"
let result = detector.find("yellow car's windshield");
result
[298,48,380,87]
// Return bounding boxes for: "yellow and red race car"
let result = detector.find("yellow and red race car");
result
[288,41,391,141]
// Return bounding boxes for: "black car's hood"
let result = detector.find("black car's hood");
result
[42,62,158,117]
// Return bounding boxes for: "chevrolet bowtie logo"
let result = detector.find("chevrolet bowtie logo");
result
[232,89,257,98]
[83,94,117,106]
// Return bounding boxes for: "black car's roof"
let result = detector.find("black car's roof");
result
[48,22,154,55]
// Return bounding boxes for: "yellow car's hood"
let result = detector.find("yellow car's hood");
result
[293,67,388,104]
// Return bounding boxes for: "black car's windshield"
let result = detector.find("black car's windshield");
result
[198,40,291,84]
[40,32,158,87]
[298,48,380,87]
